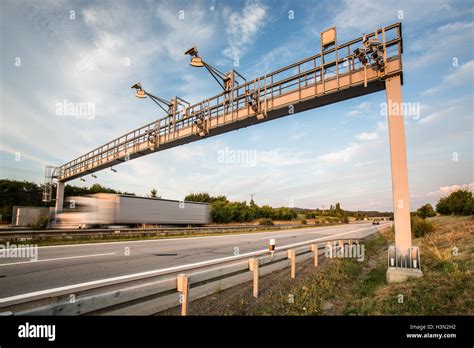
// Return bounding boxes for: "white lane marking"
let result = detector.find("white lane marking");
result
[19,223,378,250]
[0,253,117,267]
[0,224,387,304]
[258,222,390,240]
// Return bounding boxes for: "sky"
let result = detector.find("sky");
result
[0,0,473,211]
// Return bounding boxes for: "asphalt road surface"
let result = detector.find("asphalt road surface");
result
[0,222,389,299]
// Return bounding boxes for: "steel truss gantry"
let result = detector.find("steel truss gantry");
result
[46,23,420,279]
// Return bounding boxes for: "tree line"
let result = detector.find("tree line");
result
[1,179,472,224]
[415,189,473,218]
[184,193,297,223]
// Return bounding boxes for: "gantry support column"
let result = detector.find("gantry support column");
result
[55,181,65,214]
[386,74,411,252]
[385,74,423,283]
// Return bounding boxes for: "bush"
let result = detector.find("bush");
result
[435,197,450,215]
[436,189,473,216]
[271,207,297,221]
[185,192,227,203]
[259,218,274,226]
[211,200,257,223]
[300,219,307,225]
[201,193,299,224]
[28,214,49,230]
[416,203,436,219]
[411,216,434,238]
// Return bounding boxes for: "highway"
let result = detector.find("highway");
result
[0,222,389,299]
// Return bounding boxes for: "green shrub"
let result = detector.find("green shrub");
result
[436,189,473,216]
[300,219,307,225]
[411,216,434,238]
[271,207,297,221]
[416,203,436,219]
[29,214,49,230]
[259,218,274,226]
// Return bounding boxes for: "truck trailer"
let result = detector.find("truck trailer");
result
[56,193,211,228]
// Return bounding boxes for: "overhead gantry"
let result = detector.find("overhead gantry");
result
[43,22,421,282]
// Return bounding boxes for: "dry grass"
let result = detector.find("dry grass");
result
[344,215,473,315]
[159,216,473,316]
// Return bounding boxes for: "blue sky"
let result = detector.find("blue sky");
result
[1,0,473,211]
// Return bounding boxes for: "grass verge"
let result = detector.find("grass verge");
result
[159,216,473,315]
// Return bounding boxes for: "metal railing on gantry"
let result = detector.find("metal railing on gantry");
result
[55,23,402,182]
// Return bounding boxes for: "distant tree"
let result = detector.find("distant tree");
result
[88,183,118,194]
[448,190,473,215]
[258,205,274,219]
[436,189,473,216]
[272,207,297,221]
[335,202,342,215]
[185,192,227,203]
[416,203,436,219]
[121,191,136,196]
[0,179,45,222]
[435,197,450,215]
[149,188,158,198]
[64,185,90,197]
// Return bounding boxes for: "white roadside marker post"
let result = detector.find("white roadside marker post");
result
[177,274,189,316]
[288,249,296,279]
[269,238,276,253]
[310,244,318,268]
[249,258,259,298]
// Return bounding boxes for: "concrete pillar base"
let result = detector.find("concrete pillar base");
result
[386,267,423,283]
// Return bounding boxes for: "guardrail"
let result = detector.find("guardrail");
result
[0,224,390,315]
[0,223,353,241]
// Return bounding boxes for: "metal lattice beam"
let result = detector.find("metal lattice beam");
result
[56,23,402,182]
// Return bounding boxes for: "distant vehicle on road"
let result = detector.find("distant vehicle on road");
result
[372,219,380,225]
[56,193,211,229]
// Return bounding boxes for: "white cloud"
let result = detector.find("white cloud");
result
[346,101,372,117]
[376,121,387,132]
[355,160,377,167]
[317,144,361,164]
[347,110,361,117]
[355,132,379,141]
[222,1,268,59]
[418,105,457,124]
[0,143,47,166]
[407,21,474,71]
[427,183,474,197]
[1,1,472,212]
[155,3,216,60]
[445,60,474,85]
[1,1,218,158]
[423,60,474,96]
[334,0,464,32]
